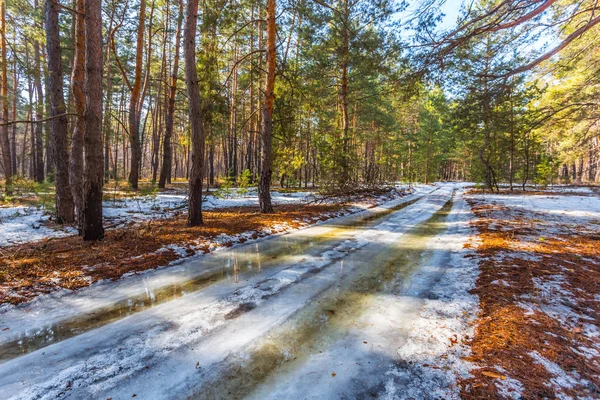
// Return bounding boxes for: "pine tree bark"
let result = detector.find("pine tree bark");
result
[46,0,74,223]
[259,0,276,214]
[33,27,45,183]
[184,0,204,226]
[82,0,104,240]
[159,0,183,189]
[70,0,85,226]
[0,0,11,193]
[128,0,146,190]
[339,0,350,187]
[11,49,17,176]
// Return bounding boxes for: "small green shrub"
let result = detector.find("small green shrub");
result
[238,169,251,197]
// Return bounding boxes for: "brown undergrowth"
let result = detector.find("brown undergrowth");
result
[460,197,600,398]
[0,203,350,305]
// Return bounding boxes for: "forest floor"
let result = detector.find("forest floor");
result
[0,185,413,305]
[460,187,600,399]
[0,184,321,247]
[0,183,598,399]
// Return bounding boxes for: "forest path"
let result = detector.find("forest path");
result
[0,183,476,400]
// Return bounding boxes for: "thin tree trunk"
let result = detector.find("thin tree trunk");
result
[10,51,17,176]
[82,0,104,240]
[70,0,85,226]
[33,11,45,183]
[128,0,146,189]
[509,86,515,191]
[259,0,276,214]
[159,0,182,189]
[339,0,350,186]
[0,0,11,193]
[184,0,204,226]
[46,0,74,222]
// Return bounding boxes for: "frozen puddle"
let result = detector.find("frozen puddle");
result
[0,190,429,362]
[0,184,471,399]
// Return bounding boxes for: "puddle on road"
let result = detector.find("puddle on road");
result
[194,197,454,400]
[0,196,423,363]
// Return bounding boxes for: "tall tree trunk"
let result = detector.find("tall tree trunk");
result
[246,6,255,180]
[184,0,204,226]
[46,0,74,223]
[82,0,104,240]
[339,0,350,186]
[259,0,276,214]
[102,13,114,183]
[509,86,515,191]
[0,0,11,193]
[128,0,146,189]
[159,0,182,189]
[33,26,45,183]
[11,48,17,177]
[70,0,85,226]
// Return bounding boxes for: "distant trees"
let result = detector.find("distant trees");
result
[0,0,598,240]
[410,0,600,189]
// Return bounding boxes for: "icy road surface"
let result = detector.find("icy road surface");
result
[0,183,479,399]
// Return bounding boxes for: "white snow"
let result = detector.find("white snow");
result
[529,351,581,394]
[0,206,76,247]
[468,192,600,224]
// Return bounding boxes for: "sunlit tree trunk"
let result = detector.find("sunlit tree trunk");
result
[128,0,146,190]
[339,0,350,186]
[185,0,205,226]
[33,2,45,183]
[159,0,183,189]
[259,0,276,214]
[82,0,104,240]
[10,42,17,177]
[70,0,85,226]
[46,0,74,222]
[0,0,11,193]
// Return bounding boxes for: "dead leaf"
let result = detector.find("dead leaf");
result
[331,372,336,377]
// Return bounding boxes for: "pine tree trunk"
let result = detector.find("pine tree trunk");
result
[159,0,183,189]
[46,0,74,223]
[339,0,350,187]
[128,0,146,190]
[184,0,204,226]
[82,0,104,240]
[70,0,85,227]
[0,0,11,193]
[259,0,276,214]
[10,52,17,176]
[33,21,45,183]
